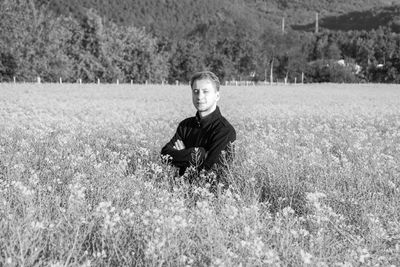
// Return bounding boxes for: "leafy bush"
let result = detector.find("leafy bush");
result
[306,60,361,83]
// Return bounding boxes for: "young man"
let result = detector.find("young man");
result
[161,71,236,177]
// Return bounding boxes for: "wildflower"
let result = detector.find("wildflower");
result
[31,221,45,230]
[306,192,326,203]
[244,226,252,237]
[300,249,313,264]
[28,172,39,186]
[290,229,299,239]
[367,214,388,240]
[213,258,224,266]
[68,182,86,210]
[81,260,91,267]
[358,248,370,263]
[334,262,352,267]
[299,229,309,237]
[388,180,396,189]
[224,204,238,220]
[150,163,162,175]
[281,206,295,217]
[12,181,34,197]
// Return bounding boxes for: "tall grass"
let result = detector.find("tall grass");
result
[0,83,399,266]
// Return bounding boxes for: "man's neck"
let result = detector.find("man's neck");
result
[198,106,217,118]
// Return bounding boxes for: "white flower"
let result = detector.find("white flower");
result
[300,249,313,264]
[306,192,326,203]
[358,248,370,263]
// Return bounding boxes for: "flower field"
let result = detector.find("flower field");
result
[0,83,399,266]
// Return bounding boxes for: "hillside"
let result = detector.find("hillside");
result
[39,0,400,39]
[44,0,275,39]
[292,5,400,32]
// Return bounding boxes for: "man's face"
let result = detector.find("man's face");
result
[191,78,220,117]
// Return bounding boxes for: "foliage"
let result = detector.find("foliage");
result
[2,0,400,83]
[0,0,168,83]
[40,0,400,37]
[305,60,361,83]
[167,39,205,83]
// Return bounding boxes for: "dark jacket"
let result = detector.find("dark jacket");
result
[161,106,236,175]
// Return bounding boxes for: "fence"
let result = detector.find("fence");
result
[4,76,307,86]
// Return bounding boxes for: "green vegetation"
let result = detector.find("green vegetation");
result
[41,0,400,36]
[2,0,400,83]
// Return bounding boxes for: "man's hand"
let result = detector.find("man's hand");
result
[173,139,185,150]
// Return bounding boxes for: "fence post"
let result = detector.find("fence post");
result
[37,77,41,84]
[97,78,100,84]
[301,72,304,84]
[295,77,297,84]
[117,79,119,85]
[13,77,16,84]
[131,80,133,85]
[60,77,62,84]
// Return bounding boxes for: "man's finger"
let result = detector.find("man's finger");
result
[173,140,184,150]
[177,143,183,150]
[178,140,185,149]
[176,140,182,148]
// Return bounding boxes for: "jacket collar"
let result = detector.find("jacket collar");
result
[195,106,222,128]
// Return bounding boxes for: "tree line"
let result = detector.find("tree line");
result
[1,0,400,83]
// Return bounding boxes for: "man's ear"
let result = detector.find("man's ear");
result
[216,91,220,101]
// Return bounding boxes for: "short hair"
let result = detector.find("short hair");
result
[190,71,220,92]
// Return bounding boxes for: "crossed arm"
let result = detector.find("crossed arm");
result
[161,127,235,171]
[161,133,208,169]
[173,140,209,157]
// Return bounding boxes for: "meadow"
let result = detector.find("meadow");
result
[0,83,399,266]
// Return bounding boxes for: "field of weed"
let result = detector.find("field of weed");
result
[0,83,399,266]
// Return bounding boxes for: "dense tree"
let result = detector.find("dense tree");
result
[2,0,400,83]
[0,0,169,83]
[103,23,169,83]
[167,39,205,83]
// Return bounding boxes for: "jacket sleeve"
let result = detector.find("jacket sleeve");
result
[161,124,207,168]
[203,126,236,170]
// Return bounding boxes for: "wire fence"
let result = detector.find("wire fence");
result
[3,76,308,86]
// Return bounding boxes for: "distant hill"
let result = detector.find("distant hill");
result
[292,5,400,33]
[43,0,276,39]
[38,0,400,40]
